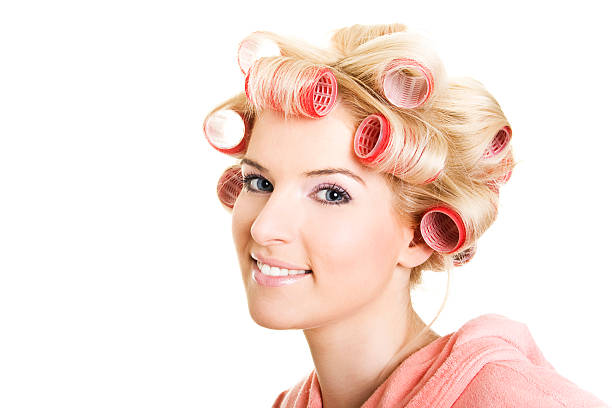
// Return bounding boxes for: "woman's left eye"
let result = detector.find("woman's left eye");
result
[313,184,351,206]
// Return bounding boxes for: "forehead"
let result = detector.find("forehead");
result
[247,104,361,170]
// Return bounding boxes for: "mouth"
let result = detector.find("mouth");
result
[251,256,312,277]
[250,257,312,288]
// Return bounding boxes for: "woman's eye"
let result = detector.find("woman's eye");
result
[313,185,351,206]
[242,174,273,192]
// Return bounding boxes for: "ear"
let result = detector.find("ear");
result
[397,224,434,269]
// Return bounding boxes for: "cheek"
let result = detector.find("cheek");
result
[231,195,252,252]
[307,209,400,281]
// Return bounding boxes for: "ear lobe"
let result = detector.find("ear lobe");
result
[398,227,434,268]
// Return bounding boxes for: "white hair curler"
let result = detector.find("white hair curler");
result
[420,206,466,254]
[237,32,281,75]
[217,165,243,209]
[382,58,434,109]
[203,109,248,156]
[482,126,512,159]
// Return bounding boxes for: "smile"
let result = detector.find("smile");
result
[256,259,312,276]
[251,258,312,287]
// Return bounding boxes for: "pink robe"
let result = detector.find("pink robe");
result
[273,314,607,407]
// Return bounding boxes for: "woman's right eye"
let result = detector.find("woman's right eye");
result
[241,173,273,193]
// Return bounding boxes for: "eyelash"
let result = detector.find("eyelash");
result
[240,172,352,206]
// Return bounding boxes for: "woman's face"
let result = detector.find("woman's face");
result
[231,103,417,330]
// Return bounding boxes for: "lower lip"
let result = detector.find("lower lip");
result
[251,259,312,287]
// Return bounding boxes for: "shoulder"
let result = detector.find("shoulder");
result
[271,370,318,408]
[452,359,608,408]
[272,389,289,408]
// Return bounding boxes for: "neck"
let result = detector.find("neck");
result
[303,272,440,408]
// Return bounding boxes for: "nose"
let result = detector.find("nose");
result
[250,188,300,246]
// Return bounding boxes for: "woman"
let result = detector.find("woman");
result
[203,24,607,408]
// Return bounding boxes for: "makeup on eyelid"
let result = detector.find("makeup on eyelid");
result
[240,172,352,206]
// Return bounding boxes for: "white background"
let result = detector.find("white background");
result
[1,0,611,406]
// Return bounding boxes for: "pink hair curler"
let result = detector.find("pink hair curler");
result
[420,206,466,254]
[353,114,391,164]
[422,168,443,184]
[244,68,253,103]
[217,166,243,209]
[301,68,338,117]
[382,58,434,109]
[203,109,248,155]
[452,244,476,267]
[237,32,281,75]
[487,153,514,192]
[482,126,512,159]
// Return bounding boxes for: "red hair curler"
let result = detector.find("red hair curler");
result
[203,109,248,155]
[382,58,434,109]
[300,68,338,117]
[452,244,476,266]
[420,206,466,254]
[237,32,281,75]
[482,126,512,159]
[353,114,391,164]
[217,166,243,209]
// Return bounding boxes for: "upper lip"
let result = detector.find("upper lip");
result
[251,253,310,271]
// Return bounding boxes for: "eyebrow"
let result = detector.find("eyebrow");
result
[240,158,366,186]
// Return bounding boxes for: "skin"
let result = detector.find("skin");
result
[231,102,440,408]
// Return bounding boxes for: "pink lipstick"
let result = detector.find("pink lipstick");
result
[251,258,312,288]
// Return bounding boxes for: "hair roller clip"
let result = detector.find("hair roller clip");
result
[203,109,248,155]
[382,58,434,109]
[237,32,281,75]
[452,244,476,267]
[353,114,391,164]
[217,166,243,209]
[482,126,512,159]
[300,68,338,117]
[420,206,466,254]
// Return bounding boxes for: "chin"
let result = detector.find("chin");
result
[246,299,309,330]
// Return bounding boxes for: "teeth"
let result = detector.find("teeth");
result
[256,260,308,276]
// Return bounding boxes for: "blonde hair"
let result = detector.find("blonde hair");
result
[205,23,514,372]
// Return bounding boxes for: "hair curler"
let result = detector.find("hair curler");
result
[487,152,514,192]
[420,206,466,254]
[217,165,243,209]
[300,68,338,117]
[237,32,281,75]
[353,114,391,164]
[203,109,248,155]
[246,64,338,118]
[353,113,442,183]
[422,168,443,184]
[452,244,476,266]
[382,58,434,109]
[482,126,512,159]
